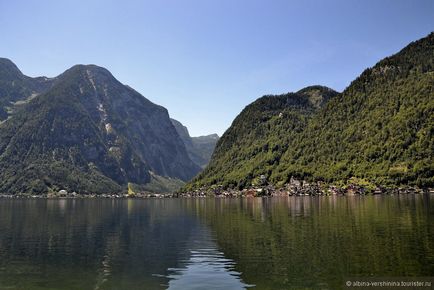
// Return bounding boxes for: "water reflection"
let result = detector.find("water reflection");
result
[164,226,253,290]
[0,195,432,290]
[192,195,433,290]
[0,199,249,290]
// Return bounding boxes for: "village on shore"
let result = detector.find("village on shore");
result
[179,176,433,197]
[0,176,432,199]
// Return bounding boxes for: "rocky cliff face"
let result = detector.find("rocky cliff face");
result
[0,58,54,120]
[171,118,219,168]
[0,61,201,194]
[190,134,220,168]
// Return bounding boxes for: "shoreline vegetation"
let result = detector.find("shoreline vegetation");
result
[1,177,433,198]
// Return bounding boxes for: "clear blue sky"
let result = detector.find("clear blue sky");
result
[1,0,433,136]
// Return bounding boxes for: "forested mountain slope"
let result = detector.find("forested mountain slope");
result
[188,33,433,190]
[0,62,200,194]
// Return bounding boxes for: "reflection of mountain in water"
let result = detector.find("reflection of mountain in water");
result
[0,199,250,290]
[1,197,430,290]
[194,196,433,290]
[0,199,197,289]
[163,224,253,290]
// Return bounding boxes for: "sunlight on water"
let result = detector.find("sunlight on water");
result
[163,227,253,290]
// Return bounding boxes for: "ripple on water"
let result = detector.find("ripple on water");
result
[157,227,254,290]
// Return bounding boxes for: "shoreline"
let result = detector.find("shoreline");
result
[0,185,433,199]
[179,186,433,198]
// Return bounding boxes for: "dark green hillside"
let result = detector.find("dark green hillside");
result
[273,33,434,187]
[0,63,200,194]
[187,86,338,189]
[188,33,434,190]
[0,72,131,194]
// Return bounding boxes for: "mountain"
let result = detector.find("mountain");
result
[187,86,338,189]
[0,58,54,121]
[187,33,434,190]
[170,118,219,168]
[0,61,201,194]
[190,134,220,167]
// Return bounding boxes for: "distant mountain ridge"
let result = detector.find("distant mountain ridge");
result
[170,118,219,168]
[0,58,55,120]
[187,33,434,190]
[0,59,202,194]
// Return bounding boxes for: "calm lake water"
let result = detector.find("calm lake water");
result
[0,195,432,290]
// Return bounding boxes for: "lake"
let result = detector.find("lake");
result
[0,195,432,290]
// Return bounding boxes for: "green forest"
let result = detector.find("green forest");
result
[187,33,434,191]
